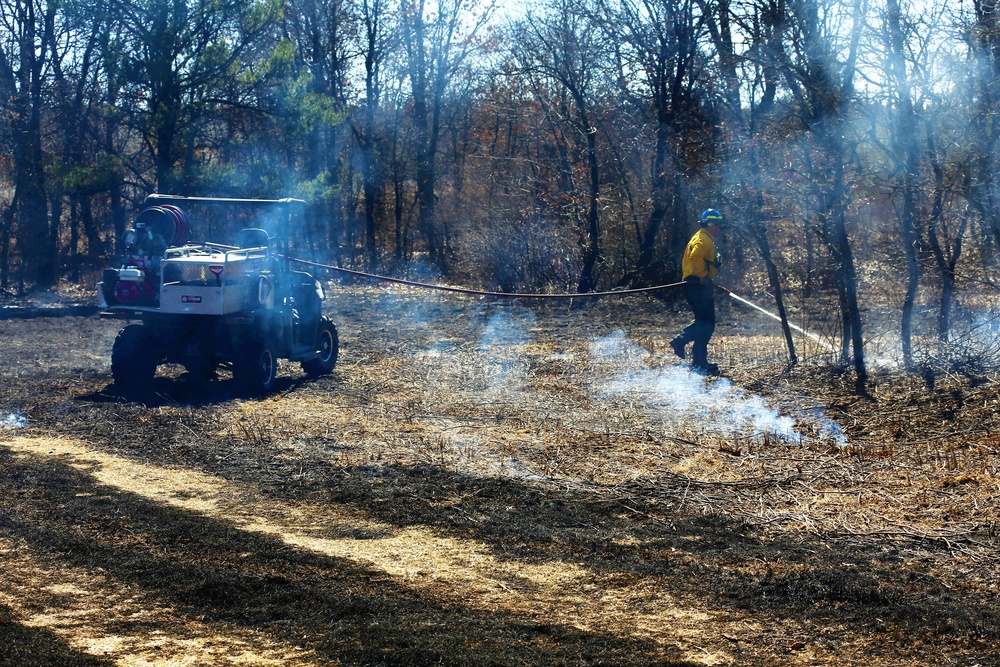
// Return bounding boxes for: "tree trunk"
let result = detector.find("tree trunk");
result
[577,118,601,293]
[1,195,14,291]
[750,220,798,364]
[832,212,866,390]
[634,114,670,279]
[363,152,379,271]
[394,162,406,260]
[9,0,55,289]
[886,0,922,371]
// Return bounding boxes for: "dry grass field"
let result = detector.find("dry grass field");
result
[1,284,999,666]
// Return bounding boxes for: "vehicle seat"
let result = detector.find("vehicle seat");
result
[237,228,270,249]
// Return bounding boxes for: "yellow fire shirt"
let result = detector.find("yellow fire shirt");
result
[681,227,718,281]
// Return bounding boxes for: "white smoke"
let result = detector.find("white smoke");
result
[475,310,534,398]
[415,315,849,448]
[590,331,846,445]
[2,412,27,429]
[416,339,457,359]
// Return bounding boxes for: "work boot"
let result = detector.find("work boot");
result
[691,362,720,376]
[669,337,686,360]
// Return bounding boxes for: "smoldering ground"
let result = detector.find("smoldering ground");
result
[1,285,999,666]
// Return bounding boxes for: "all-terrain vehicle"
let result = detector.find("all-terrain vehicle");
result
[97,194,339,395]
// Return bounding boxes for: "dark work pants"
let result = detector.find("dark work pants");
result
[677,280,715,367]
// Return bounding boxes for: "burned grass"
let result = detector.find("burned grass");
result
[1,286,999,665]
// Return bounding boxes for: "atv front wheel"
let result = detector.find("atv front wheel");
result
[234,339,278,395]
[301,316,339,376]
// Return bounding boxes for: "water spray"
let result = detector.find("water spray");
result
[717,286,835,352]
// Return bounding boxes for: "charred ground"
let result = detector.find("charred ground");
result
[1,285,998,666]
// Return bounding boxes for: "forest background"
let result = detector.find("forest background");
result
[2,0,999,389]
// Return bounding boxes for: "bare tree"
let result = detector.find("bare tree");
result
[49,1,111,278]
[924,105,969,346]
[0,0,58,289]
[777,0,868,391]
[877,0,924,370]
[351,0,396,270]
[600,0,708,285]
[965,0,1000,253]
[283,0,353,255]
[400,0,494,272]
[700,0,801,364]
[866,1,969,361]
[512,0,609,292]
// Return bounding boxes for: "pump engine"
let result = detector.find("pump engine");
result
[100,205,190,307]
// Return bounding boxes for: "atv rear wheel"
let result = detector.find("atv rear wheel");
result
[112,324,158,390]
[301,316,339,376]
[234,339,278,395]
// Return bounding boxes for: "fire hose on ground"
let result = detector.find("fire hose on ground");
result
[288,256,832,348]
[288,256,688,299]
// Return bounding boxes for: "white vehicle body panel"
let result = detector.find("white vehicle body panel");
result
[158,246,270,315]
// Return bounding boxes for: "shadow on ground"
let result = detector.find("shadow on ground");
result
[0,601,115,667]
[0,448,698,666]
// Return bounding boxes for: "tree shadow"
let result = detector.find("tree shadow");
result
[0,601,115,666]
[75,373,324,408]
[0,447,699,666]
[280,463,1000,662]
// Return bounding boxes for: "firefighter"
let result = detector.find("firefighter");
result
[670,209,724,374]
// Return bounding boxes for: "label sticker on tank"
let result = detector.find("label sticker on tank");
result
[181,295,202,303]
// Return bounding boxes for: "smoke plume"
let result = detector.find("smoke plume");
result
[3,411,27,429]
[590,331,845,445]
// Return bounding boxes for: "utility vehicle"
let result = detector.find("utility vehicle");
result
[97,194,339,395]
